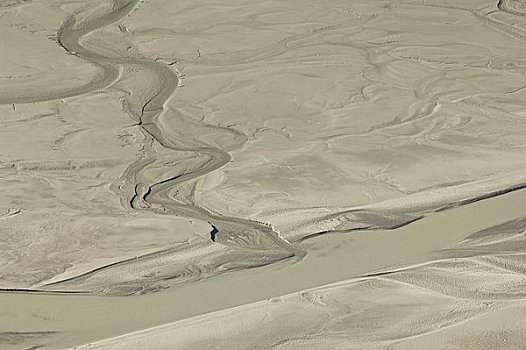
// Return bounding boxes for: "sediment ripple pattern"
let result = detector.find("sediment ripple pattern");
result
[1,0,526,297]
[0,0,301,295]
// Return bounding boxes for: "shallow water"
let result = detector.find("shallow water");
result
[2,188,525,349]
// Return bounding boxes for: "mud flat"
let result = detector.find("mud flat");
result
[1,0,526,349]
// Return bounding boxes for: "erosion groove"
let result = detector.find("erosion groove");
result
[0,0,303,295]
[3,0,526,296]
[3,0,526,347]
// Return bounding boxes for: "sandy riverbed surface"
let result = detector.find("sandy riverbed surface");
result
[1,0,526,349]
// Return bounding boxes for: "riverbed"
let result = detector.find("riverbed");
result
[2,188,525,349]
[2,0,526,348]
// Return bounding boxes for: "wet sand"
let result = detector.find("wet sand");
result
[1,0,526,349]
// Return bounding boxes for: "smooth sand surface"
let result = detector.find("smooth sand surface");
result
[1,0,526,349]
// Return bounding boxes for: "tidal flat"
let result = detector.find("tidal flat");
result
[1,0,526,349]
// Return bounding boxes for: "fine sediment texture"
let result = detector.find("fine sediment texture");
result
[73,218,526,350]
[1,0,526,349]
[1,0,300,296]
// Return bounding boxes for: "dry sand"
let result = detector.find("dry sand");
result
[1,0,526,349]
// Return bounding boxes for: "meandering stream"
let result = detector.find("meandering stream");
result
[1,0,526,349]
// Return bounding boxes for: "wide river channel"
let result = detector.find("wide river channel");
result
[1,188,526,349]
